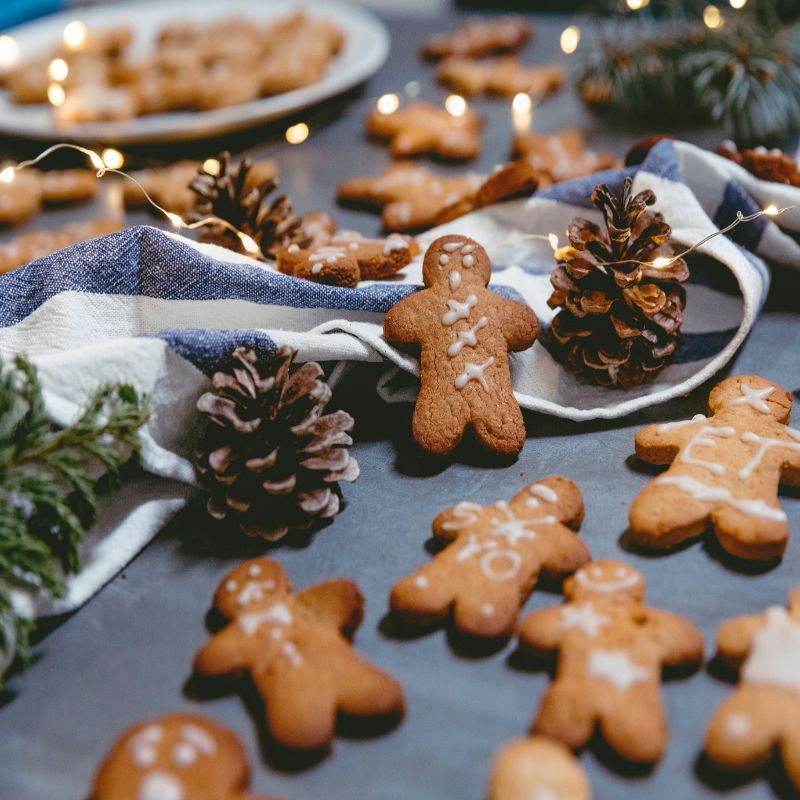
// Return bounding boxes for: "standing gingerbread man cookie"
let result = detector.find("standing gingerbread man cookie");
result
[629,375,800,561]
[518,559,704,763]
[383,234,539,456]
[390,476,590,640]
[704,588,800,789]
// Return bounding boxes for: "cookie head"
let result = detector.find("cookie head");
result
[422,234,490,289]
[708,375,792,423]
[213,557,291,618]
[567,560,645,602]
[92,713,249,800]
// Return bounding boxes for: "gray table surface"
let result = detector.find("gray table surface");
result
[1,11,800,800]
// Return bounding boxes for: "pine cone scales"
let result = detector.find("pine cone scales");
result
[548,177,688,388]
[195,347,359,540]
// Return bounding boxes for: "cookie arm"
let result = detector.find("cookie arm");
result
[383,293,424,347]
[193,626,249,677]
[496,296,539,352]
[431,503,483,543]
[781,428,800,486]
[536,527,591,578]
[646,608,704,668]
[297,579,365,638]
[517,606,564,657]
[634,422,695,465]
[715,613,765,670]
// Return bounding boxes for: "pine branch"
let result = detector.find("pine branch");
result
[0,356,148,680]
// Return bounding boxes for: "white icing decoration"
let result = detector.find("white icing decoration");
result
[440,501,482,531]
[130,725,163,768]
[655,475,787,522]
[447,316,487,357]
[738,429,800,479]
[460,244,475,254]
[413,575,428,589]
[225,580,238,592]
[137,771,183,800]
[587,648,649,690]
[442,241,463,252]
[730,382,774,413]
[282,641,304,667]
[238,601,293,636]
[442,294,478,325]
[529,484,558,504]
[287,244,300,253]
[309,246,346,274]
[724,713,751,739]
[449,271,461,290]
[248,564,261,577]
[454,357,494,391]
[439,253,450,266]
[180,724,216,756]
[455,534,521,581]
[383,233,409,254]
[237,579,276,607]
[489,501,537,547]
[462,254,474,267]
[574,567,639,593]
[560,602,611,637]
[742,606,800,691]
[172,743,196,766]
[481,603,494,617]
[657,413,707,433]
[679,425,736,476]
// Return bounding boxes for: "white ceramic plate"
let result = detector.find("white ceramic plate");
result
[0,0,389,143]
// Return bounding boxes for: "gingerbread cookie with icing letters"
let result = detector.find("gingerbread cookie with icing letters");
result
[488,737,591,800]
[383,235,538,457]
[390,477,589,640]
[421,16,531,61]
[705,588,800,789]
[92,712,275,800]
[518,559,703,763]
[366,102,483,161]
[437,56,564,99]
[629,375,800,561]
[193,558,404,751]
[337,162,485,232]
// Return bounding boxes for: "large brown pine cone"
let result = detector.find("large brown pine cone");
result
[547,177,689,388]
[194,346,359,540]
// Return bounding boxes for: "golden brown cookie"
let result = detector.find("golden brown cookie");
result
[337,162,485,232]
[390,477,589,639]
[0,171,43,226]
[705,588,800,789]
[437,56,564,99]
[5,61,50,104]
[511,129,620,186]
[518,559,704,763]
[40,169,97,204]
[717,140,800,186]
[488,737,591,800]
[193,557,404,751]
[91,712,275,800]
[383,235,539,457]
[366,102,483,162]
[629,375,800,561]
[54,85,138,124]
[421,16,531,61]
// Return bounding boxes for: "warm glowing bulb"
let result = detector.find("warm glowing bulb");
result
[512,93,532,115]
[166,212,183,228]
[763,204,779,215]
[48,58,68,82]
[239,233,259,254]
[285,122,309,144]
[101,148,124,169]
[729,0,746,7]
[445,94,467,117]
[0,36,18,68]
[626,0,649,9]
[63,20,88,50]
[703,5,723,28]
[548,233,559,250]
[376,93,399,115]
[651,256,671,269]
[47,82,66,107]
[202,158,220,176]
[560,25,581,54]
[0,166,15,184]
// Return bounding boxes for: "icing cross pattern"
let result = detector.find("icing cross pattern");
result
[439,239,494,392]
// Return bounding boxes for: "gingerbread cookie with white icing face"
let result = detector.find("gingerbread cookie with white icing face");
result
[487,737,591,800]
[391,477,589,640]
[437,56,564,99]
[383,235,538,457]
[193,558,404,752]
[705,588,800,789]
[421,16,531,61]
[92,712,275,800]
[630,375,800,561]
[518,559,703,763]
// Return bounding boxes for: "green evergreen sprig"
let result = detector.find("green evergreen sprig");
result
[0,355,148,680]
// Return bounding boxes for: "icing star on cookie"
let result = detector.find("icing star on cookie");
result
[518,559,704,764]
[630,375,800,561]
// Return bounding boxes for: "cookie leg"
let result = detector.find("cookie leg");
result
[710,505,788,561]
[412,390,467,455]
[628,482,710,550]
[598,691,667,763]
[390,566,455,627]
[336,657,405,720]
[779,722,800,790]
[452,588,521,639]
[531,681,596,751]
[471,401,526,457]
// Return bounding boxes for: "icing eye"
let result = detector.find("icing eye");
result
[248,564,261,577]
[226,580,237,592]
[591,566,603,577]
[615,567,626,577]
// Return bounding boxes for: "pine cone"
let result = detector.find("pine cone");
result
[547,177,689,389]
[189,151,309,258]
[195,347,359,540]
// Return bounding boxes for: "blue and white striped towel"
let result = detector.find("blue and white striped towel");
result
[1,138,797,622]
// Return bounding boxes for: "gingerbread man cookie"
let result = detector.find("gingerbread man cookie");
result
[383,235,538,456]
[705,588,800,789]
[366,102,483,161]
[391,477,589,639]
[488,737,591,800]
[92,712,275,800]
[437,56,564,99]
[629,375,800,561]
[276,232,419,287]
[193,558,404,751]
[518,559,703,763]
[421,16,531,60]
